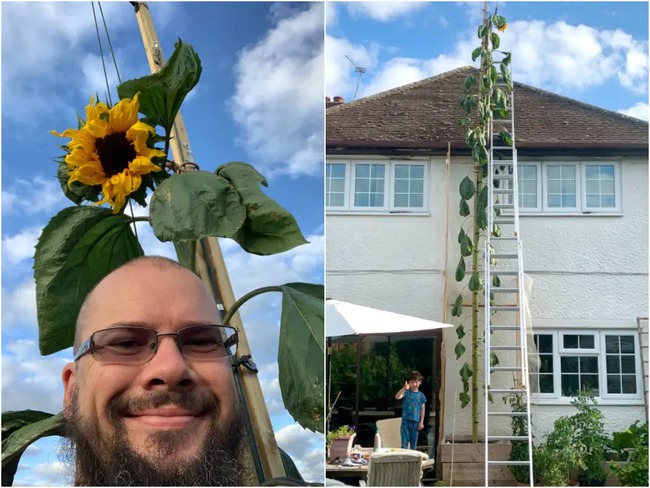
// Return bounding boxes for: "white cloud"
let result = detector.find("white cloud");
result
[326,2,337,26]
[2,176,65,217]
[347,2,426,22]
[15,454,68,487]
[275,423,324,482]
[2,340,69,414]
[2,279,38,332]
[618,102,649,121]
[230,4,324,177]
[2,227,42,265]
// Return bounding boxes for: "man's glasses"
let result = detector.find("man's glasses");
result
[73,325,238,364]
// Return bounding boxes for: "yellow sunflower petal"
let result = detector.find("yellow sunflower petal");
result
[129,155,162,176]
[126,121,165,160]
[84,96,110,138]
[109,94,141,134]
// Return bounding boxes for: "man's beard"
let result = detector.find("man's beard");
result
[60,388,246,486]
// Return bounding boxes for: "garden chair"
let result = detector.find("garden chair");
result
[360,451,423,486]
[375,418,402,448]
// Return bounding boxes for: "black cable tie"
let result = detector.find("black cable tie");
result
[232,354,258,373]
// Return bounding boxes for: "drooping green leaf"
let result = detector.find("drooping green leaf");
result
[455,257,466,282]
[278,283,324,433]
[452,295,463,317]
[478,185,488,210]
[493,224,502,238]
[464,75,476,91]
[459,391,471,408]
[468,272,483,292]
[459,198,470,217]
[454,341,466,360]
[476,207,488,230]
[471,46,482,61]
[490,352,500,367]
[458,227,466,244]
[34,207,144,354]
[478,24,489,39]
[216,162,308,255]
[460,235,473,257]
[117,39,202,131]
[456,324,466,340]
[2,411,65,486]
[460,362,474,382]
[492,275,501,288]
[150,171,246,243]
[491,32,500,49]
[499,129,513,146]
[459,176,475,200]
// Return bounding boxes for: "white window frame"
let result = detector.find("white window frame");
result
[518,161,622,215]
[326,161,350,210]
[517,162,542,212]
[326,160,428,214]
[581,162,621,213]
[529,330,643,405]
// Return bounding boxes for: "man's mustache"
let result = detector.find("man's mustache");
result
[107,391,219,423]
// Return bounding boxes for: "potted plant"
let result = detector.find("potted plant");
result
[503,387,531,485]
[609,421,649,486]
[571,391,608,486]
[327,425,356,462]
[537,416,581,486]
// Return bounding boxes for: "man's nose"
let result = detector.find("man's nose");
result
[142,335,194,389]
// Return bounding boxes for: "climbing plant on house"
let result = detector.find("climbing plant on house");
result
[452,6,512,442]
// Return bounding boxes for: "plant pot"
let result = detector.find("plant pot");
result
[328,434,356,462]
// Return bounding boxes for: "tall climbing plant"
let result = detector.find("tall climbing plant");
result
[452,6,512,442]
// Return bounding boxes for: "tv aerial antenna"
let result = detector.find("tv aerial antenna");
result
[345,54,366,101]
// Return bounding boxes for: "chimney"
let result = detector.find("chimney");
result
[333,96,344,104]
[326,96,331,103]
[326,96,345,109]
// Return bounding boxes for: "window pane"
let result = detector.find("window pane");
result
[547,194,561,207]
[561,179,575,193]
[538,335,553,353]
[562,194,576,207]
[562,374,579,396]
[410,194,423,207]
[562,356,578,372]
[547,179,561,194]
[522,180,537,193]
[622,375,637,393]
[606,355,620,373]
[395,179,409,193]
[561,165,575,179]
[410,165,424,178]
[522,195,537,208]
[356,178,369,193]
[394,194,409,207]
[354,193,369,206]
[521,166,536,179]
[411,179,424,193]
[329,193,344,207]
[586,180,599,194]
[601,180,615,194]
[608,375,621,394]
[540,356,554,373]
[601,195,615,207]
[331,178,345,193]
[356,164,369,177]
[579,335,594,349]
[620,336,635,353]
[540,374,554,393]
[370,165,385,178]
[370,178,384,193]
[585,166,599,179]
[606,336,619,353]
[621,356,636,374]
[330,164,346,178]
[564,335,579,349]
[582,374,599,395]
[369,193,384,207]
[547,165,561,179]
[586,195,599,207]
[580,356,598,373]
[395,165,409,178]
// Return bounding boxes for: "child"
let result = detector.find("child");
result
[395,370,426,450]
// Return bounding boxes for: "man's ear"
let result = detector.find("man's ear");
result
[62,363,76,420]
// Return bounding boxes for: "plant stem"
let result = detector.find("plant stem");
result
[129,216,150,223]
[222,285,282,325]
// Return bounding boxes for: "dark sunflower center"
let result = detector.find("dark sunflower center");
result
[95,132,136,176]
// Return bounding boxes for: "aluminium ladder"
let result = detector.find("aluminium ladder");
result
[483,59,534,486]
[637,317,649,423]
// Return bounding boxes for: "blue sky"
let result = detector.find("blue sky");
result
[1,2,323,485]
[327,1,648,119]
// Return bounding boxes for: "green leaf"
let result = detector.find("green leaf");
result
[57,163,100,205]
[454,341,466,360]
[468,272,483,292]
[471,46,482,61]
[490,352,500,367]
[477,185,488,210]
[460,362,473,382]
[34,207,144,354]
[492,275,501,288]
[117,39,202,131]
[499,129,513,146]
[476,208,488,230]
[459,176,475,200]
[278,283,324,433]
[455,257,466,282]
[456,324,466,340]
[459,198,470,217]
[491,32,500,49]
[493,224,502,238]
[459,391,471,408]
[478,24,489,39]
[452,295,463,317]
[216,162,308,255]
[458,227,466,244]
[149,172,246,243]
[464,75,476,90]
[460,235,473,257]
[2,411,65,486]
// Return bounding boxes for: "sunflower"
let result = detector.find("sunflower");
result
[52,94,164,213]
[497,23,507,32]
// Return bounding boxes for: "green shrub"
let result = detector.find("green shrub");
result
[609,421,649,486]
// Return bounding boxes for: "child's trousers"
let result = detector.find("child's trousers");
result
[400,419,419,449]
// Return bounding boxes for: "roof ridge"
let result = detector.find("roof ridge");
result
[327,65,476,113]
[513,80,648,126]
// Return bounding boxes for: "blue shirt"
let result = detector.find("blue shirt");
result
[402,389,426,422]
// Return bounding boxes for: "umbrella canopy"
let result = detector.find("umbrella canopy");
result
[326,299,453,339]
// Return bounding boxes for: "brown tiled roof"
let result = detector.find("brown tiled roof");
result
[327,66,648,153]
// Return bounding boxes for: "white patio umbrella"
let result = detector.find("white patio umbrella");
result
[326,299,453,432]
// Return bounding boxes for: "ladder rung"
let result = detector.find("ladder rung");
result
[492,146,514,150]
[491,366,524,371]
[493,160,514,165]
[490,270,518,275]
[487,460,531,466]
[493,189,514,195]
[491,306,519,311]
[490,325,520,331]
[487,435,529,441]
[492,174,513,179]
[491,236,518,241]
[493,203,514,209]
[491,345,522,351]
[491,288,519,293]
[488,411,528,416]
[492,253,518,259]
[494,218,515,224]
[493,119,513,123]
[489,388,526,394]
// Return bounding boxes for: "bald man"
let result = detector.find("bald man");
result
[61,256,246,485]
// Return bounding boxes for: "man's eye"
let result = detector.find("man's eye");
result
[110,340,143,348]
